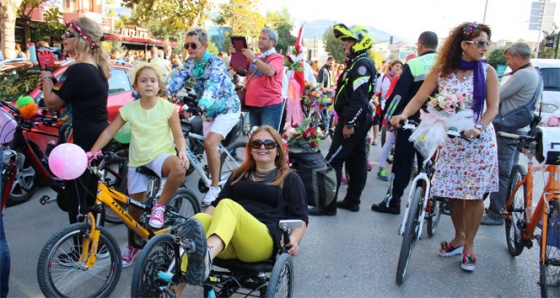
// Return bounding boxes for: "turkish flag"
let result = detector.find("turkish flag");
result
[293,25,305,95]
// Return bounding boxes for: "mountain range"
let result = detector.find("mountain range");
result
[298,19,400,43]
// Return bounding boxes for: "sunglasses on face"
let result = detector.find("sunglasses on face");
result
[250,139,278,149]
[63,31,76,39]
[465,40,491,49]
[184,42,200,50]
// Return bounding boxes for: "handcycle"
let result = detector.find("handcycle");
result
[130,219,302,297]
[36,151,201,297]
[395,121,461,286]
[181,118,247,196]
[498,128,560,298]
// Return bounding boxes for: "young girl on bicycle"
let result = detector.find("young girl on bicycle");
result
[89,64,189,267]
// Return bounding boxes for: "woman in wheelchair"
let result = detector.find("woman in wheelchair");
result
[178,125,309,291]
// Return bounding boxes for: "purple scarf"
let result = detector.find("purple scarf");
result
[459,59,486,121]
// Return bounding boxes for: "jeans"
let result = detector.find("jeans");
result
[0,146,9,298]
[247,102,284,131]
[487,136,521,220]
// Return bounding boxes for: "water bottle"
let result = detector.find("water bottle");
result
[28,42,38,65]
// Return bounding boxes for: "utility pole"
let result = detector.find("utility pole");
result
[483,0,489,23]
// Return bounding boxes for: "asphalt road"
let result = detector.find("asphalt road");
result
[4,137,542,297]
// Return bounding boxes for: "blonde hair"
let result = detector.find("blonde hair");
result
[69,17,112,80]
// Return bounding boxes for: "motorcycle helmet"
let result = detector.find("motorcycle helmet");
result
[333,23,374,54]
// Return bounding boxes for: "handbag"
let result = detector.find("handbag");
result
[236,68,258,112]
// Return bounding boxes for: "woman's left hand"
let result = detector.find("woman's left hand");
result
[287,237,300,256]
[463,127,482,139]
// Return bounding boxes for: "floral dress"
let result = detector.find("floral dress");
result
[430,65,499,200]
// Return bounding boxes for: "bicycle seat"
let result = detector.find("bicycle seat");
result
[136,166,159,179]
[213,258,274,274]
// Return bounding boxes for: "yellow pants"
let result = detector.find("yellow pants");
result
[196,199,274,262]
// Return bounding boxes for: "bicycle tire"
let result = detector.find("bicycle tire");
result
[266,253,294,298]
[168,187,201,219]
[37,222,122,298]
[104,148,128,224]
[396,186,423,286]
[426,196,443,238]
[505,164,526,257]
[219,140,247,182]
[540,199,560,298]
[131,233,179,298]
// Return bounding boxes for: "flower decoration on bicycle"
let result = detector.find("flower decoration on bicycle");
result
[303,82,335,108]
[284,118,322,153]
[409,92,474,159]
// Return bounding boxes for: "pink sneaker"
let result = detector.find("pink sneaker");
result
[122,245,140,268]
[149,204,165,229]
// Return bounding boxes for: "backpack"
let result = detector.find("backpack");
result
[289,143,336,208]
[493,71,542,133]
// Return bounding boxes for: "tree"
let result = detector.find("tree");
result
[1,0,24,59]
[322,25,345,63]
[487,48,506,69]
[215,0,265,44]
[537,30,557,58]
[123,0,211,38]
[17,0,48,49]
[267,8,295,55]
[30,7,65,45]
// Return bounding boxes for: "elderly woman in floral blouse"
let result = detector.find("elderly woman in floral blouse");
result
[167,26,241,205]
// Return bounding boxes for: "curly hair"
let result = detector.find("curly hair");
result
[433,22,492,77]
[230,125,291,188]
[69,17,112,80]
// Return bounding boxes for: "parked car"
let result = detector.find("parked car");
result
[0,58,134,154]
[531,59,560,119]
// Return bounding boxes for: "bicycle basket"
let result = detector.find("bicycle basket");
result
[535,127,560,165]
[0,108,17,144]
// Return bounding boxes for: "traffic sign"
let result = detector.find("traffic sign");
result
[529,1,555,31]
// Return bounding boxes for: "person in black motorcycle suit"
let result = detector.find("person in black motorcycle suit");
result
[309,24,376,216]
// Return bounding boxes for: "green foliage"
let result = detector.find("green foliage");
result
[322,25,345,63]
[537,30,558,59]
[207,42,219,55]
[216,0,265,41]
[30,8,65,44]
[487,48,506,69]
[0,65,41,103]
[123,0,211,38]
[266,8,295,54]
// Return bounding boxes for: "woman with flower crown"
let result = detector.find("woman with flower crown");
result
[390,22,499,272]
[168,26,241,206]
[39,17,113,252]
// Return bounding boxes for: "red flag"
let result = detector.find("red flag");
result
[294,25,305,95]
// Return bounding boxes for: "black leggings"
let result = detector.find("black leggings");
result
[64,170,104,226]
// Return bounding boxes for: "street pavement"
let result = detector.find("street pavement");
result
[4,137,542,297]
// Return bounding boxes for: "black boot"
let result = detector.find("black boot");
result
[308,207,337,216]
[336,200,359,212]
[371,202,400,214]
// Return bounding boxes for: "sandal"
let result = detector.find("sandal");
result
[461,254,476,271]
[438,241,464,257]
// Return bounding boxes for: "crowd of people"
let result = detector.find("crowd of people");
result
[0,14,548,297]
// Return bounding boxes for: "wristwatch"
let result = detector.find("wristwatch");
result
[252,57,258,64]
[475,122,485,131]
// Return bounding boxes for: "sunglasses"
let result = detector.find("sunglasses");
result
[465,40,491,49]
[250,139,278,149]
[184,42,200,50]
[63,31,76,39]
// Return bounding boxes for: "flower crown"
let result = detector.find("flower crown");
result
[463,22,478,36]
[65,21,100,50]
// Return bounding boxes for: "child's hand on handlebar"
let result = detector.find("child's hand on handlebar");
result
[86,151,103,162]
[390,115,408,128]
[178,152,189,169]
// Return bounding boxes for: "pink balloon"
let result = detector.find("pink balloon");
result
[48,143,87,180]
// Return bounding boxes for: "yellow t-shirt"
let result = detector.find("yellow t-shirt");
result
[119,98,177,167]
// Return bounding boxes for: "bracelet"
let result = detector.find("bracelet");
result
[42,75,53,80]
[289,236,298,244]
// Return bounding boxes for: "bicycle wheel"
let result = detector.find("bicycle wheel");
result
[539,199,560,298]
[131,233,179,298]
[505,164,527,257]
[104,149,128,224]
[168,187,201,219]
[37,222,122,298]
[219,140,247,182]
[266,253,294,298]
[426,196,443,238]
[396,186,423,286]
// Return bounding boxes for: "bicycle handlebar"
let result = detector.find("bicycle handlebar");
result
[400,120,479,140]
[496,131,535,141]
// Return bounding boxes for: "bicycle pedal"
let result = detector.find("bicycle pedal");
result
[39,195,52,205]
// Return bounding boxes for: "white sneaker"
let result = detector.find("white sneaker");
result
[202,186,220,205]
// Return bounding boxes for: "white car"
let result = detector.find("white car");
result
[531,59,560,119]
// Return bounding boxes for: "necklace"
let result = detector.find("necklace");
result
[250,168,277,182]
[459,70,469,80]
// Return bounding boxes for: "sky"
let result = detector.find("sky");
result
[239,0,560,42]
